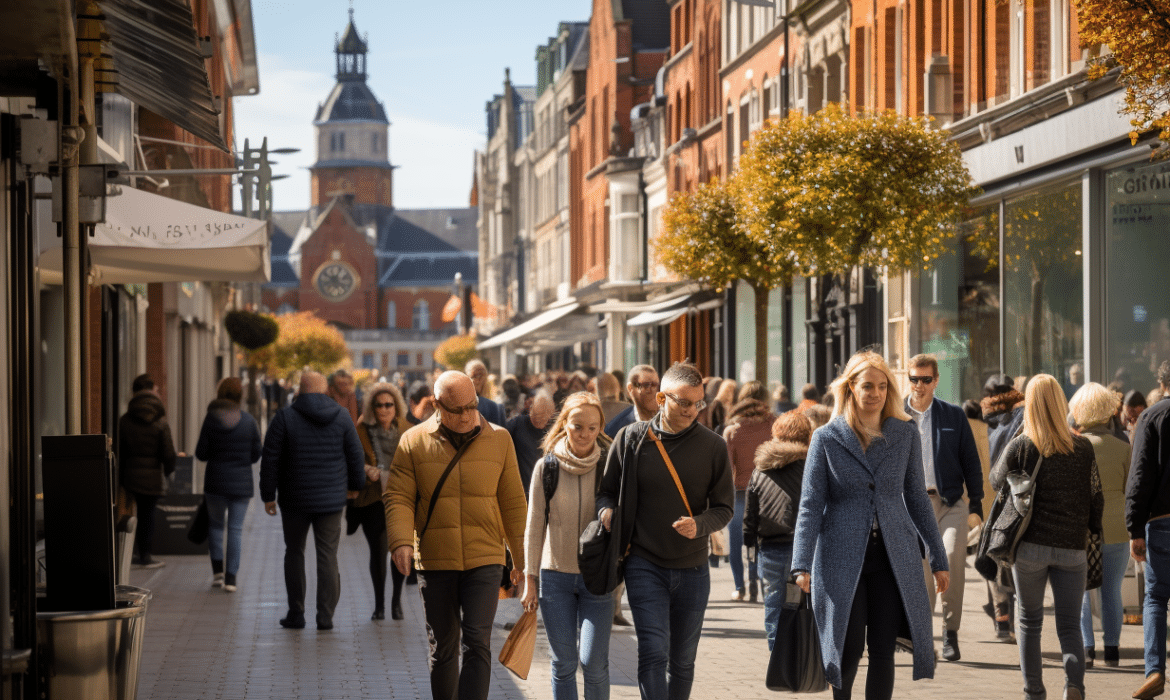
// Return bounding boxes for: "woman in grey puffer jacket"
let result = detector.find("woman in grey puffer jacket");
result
[744,412,812,649]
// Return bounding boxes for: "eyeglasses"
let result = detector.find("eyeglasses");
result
[631,381,659,391]
[436,398,479,415]
[374,402,395,409]
[907,375,935,385]
[663,392,706,411]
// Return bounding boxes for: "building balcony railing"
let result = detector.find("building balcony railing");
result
[344,328,453,343]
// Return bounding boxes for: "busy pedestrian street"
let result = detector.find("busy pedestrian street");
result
[129,473,1143,700]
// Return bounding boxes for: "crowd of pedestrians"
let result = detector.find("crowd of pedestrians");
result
[115,351,1170,700]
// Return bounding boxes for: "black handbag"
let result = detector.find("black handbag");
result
[766,584,828,693]
[1086,531,1103,590]
[187,497,209,545]
[975,444,1044,577]
[578,518,622,595]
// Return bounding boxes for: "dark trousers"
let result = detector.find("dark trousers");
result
[280,509,342,626]
[353,502,404,610]
[835,530,901,700]
[419,565,504,700]
[131,492,160,562]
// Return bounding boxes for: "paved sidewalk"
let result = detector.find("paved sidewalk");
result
[131,481,1144,699]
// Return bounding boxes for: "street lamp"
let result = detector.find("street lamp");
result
[239,137,301,220]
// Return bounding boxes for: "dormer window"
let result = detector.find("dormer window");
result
[331,131,346,153]
[372,133,378,153]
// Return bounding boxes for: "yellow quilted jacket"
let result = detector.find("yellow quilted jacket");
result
[384,414,527,572]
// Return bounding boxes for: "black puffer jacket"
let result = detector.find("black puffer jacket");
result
[259,392,365,513]
[195,399,261,499]
[118,391,177,496]
[743,439,807,547]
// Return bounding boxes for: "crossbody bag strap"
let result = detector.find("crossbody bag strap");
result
[418,439,475,542]
[647,429,693,517]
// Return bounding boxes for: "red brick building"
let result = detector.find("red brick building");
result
[261,12,477,378]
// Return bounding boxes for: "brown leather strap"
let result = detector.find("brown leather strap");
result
[647,429,692,517]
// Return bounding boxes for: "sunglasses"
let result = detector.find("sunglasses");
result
[662,392,706,411]
[631,381,659,391]
[907,375,935,385]
[374,402,395,409]
[437,398,479,415]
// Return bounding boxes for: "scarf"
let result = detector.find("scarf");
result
[367,423,400,468]
[551,435,601,475]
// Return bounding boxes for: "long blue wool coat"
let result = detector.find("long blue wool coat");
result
[791,416,947,688]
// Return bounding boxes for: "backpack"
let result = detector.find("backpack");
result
[541,452,604,526]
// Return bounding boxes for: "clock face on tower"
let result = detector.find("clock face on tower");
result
[312,260,359,302]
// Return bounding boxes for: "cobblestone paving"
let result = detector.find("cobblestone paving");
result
[130,472,1145,699]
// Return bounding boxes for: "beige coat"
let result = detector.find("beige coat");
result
[1081,424,1132,544]
[384,414,527,572]
[968,417,993,520]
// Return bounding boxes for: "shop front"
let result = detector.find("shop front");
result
[912,129,1164,404]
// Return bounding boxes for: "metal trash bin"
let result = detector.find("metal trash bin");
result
[36,585,151,700]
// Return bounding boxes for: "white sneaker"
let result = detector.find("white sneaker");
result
[212,573,224,588]
[224,582,237,593]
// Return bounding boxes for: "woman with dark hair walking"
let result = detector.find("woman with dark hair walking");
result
[353,382,412,620]
[195,377,261,591]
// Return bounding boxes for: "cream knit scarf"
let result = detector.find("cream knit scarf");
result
[551,435,601,475]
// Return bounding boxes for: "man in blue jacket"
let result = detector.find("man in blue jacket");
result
[261,370,365,631]
[905,354,984,662]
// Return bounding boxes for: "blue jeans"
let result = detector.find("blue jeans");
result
[205,493,250,576]
[538,569,614,700]
[728,491,758,591]
[623,555,710,700]
[1144,519,1170,676]
[1080,541,1130,648]
[756,541,793,650]
[1013,541,1087,700]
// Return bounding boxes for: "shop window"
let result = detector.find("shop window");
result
[387,300,397,328]
[1105,162,1170,394]
[1001,182,1083,384]
[918,205,1001,404]
[417,352,424,367]
[397,351,410,366]
[362,352,375,369]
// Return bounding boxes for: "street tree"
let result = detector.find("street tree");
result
[1076,0,1170,155]
[735,103,976,278]
[249,311,349,379]
[433,333,479,371]
[659,178,795,383]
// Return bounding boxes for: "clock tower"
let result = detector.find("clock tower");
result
[310,10,393,208]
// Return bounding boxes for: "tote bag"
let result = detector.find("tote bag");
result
[766,585,828,693]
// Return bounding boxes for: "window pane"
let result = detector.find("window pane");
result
[1105,162,1170,394]
[919,205,1001,403]
[1002,183,1082,385]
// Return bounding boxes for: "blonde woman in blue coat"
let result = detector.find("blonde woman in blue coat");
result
[793,351,949,700]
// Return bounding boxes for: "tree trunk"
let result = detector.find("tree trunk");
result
[752,282,770,385]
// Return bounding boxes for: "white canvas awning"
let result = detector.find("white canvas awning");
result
[40,187,270,284]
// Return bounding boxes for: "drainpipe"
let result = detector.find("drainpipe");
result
[62,25,83,435]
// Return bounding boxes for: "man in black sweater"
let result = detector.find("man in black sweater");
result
[597,362,734,700]
[1127,361,1170,700]
[505,392,554,492]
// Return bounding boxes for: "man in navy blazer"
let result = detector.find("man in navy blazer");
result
[905,354,984,662]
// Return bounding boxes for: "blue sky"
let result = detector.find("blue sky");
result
[234,0,589,212]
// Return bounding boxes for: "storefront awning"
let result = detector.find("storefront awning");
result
[477,302,581,350]
[40,187,270,284]
[626,294,725,327]
[96,0,227,150]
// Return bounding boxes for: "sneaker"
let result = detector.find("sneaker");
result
[223,573,237,593]
[730,588,745,601]
[212,573,224,588]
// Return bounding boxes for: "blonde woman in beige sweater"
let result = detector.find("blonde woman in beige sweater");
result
[522,392,614,700]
